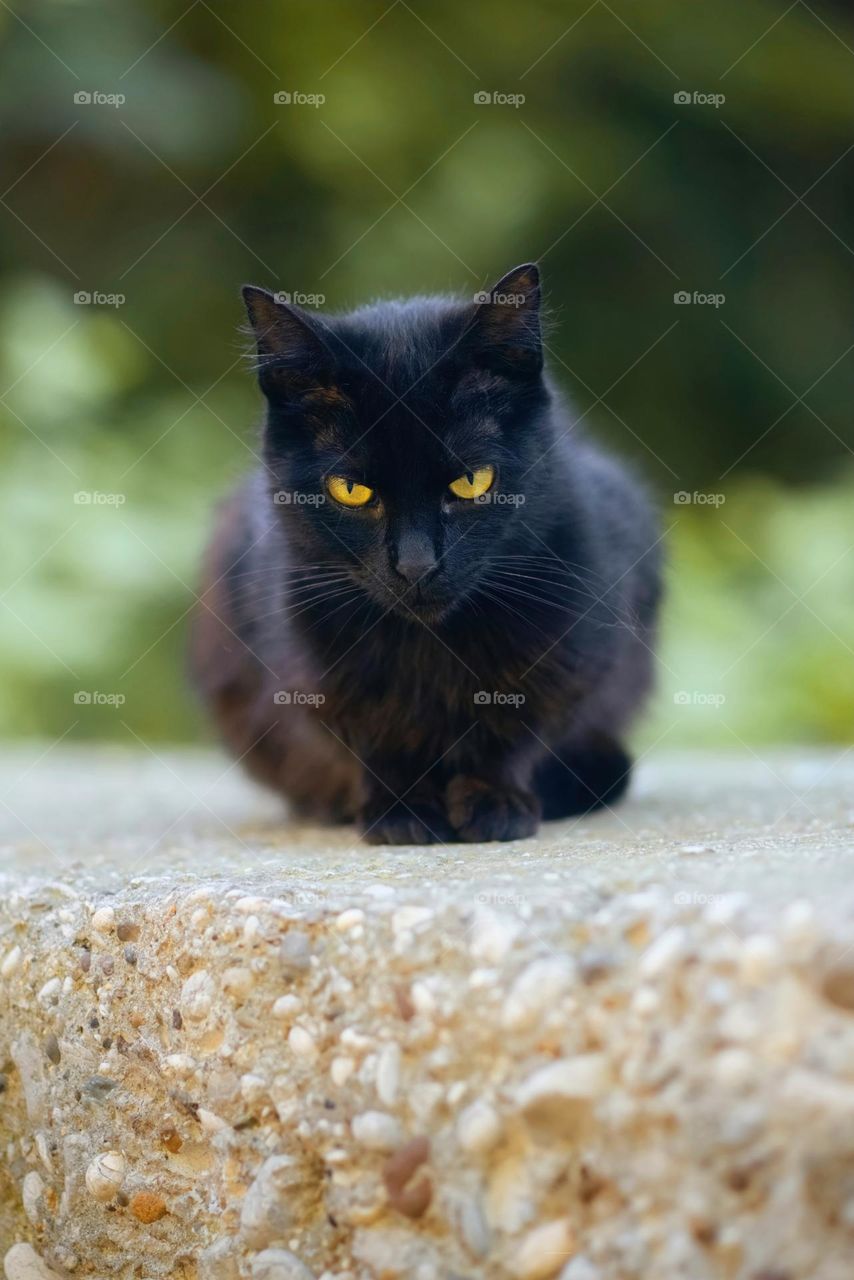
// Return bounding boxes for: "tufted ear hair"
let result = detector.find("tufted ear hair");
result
[467,263,542,377]
[242,286,334,401]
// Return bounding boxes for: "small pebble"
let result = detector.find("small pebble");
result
[288,1026,317,1058]
[392,906,433,934]
[161,1126,182,1153]
[128,1189,167,1223]
[3,1243,64,1280]
[43,1034,61,1066]
[457,1100,502,1153]
[352,1110,403,1151]
[222,965,254,1001]
[181,970,216,1020]
[459,1195,491,1256]
[739,934,780,985]
[279,932,312,973]
[376,1042,401,1106]
[0,945,23,978]
[116,921,139,942]
[639,927,686,978]
[335,908,364,931]
[22,1171,44,1224]
[85,1151,126,1201]
[502,958,574,1032]
[91,907,115,933]
[37,978,61,1006]
[382,1135,431,1218]
[511,1219,575,1279]
[331,1056,356,1087]
[272,994,302,1020]
[250,1249,315,1280]
[165,1053,197,1076]
[517,1055,609,1112]
[241,1073,267,1104]
[82,1075,117,1100]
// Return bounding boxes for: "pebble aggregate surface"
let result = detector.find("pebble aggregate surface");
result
[2,745,854,1279]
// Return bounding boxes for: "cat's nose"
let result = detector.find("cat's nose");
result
[394,535,438,584]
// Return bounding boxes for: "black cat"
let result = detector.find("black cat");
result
[190,264,662,844]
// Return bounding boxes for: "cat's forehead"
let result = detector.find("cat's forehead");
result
[329,297,469,398]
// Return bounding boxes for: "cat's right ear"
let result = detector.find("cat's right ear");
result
[242,286,332,400]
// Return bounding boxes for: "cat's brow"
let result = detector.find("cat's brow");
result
[444,419,501,455]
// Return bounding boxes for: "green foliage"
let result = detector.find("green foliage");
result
[1,0,852,744]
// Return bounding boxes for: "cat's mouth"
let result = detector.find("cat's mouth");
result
[373,576,457,625]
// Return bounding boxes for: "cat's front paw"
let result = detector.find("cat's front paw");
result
[446,776,540,843]
[360,799,454,846]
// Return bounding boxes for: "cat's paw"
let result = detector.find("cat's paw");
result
[360,800,454,846]
[446,776,540,843]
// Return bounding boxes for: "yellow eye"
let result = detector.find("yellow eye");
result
[448,465,495,500]
[327,476,374,508]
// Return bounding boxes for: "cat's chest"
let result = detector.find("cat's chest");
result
[319,618,572,738]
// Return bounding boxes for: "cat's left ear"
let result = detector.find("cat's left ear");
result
[468,263,542,377]
[242,285,333,401]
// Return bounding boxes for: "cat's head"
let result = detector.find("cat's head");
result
[243,264,552,625]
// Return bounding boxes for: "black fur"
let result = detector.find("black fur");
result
[190,264,662,844]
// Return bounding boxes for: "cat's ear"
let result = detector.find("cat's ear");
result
[242,286,333,400]
[467,263,542,377]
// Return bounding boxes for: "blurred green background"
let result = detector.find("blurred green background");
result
[1,0,853,750]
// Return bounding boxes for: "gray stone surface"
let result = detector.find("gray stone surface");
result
[1,745,854,1279]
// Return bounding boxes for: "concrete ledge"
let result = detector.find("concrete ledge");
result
[2,748,854,1279]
